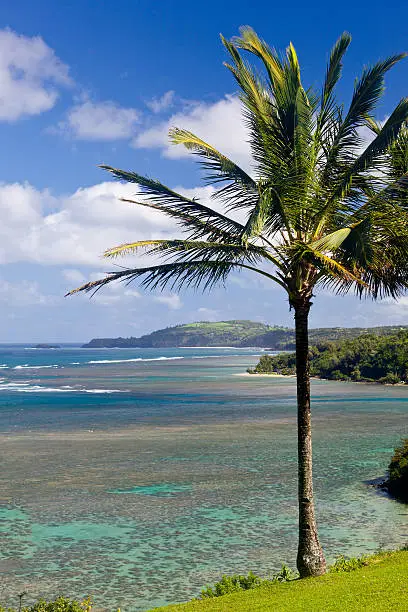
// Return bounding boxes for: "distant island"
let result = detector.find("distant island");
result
[82,320,408,349]
[34,343,61,349]
[248,330,408,384]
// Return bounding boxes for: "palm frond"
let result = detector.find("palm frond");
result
[347,98,408,178]
[104,238,267,265]
[67,259,283,297]
[335,213,408,298]
[101,165,245,237]
[347,54,406,122]
[371,173,408,210]
[363,115,382,135]
[241,185,272,242]
[357,261,408,299]
[230,26,284,89]
[168,128,255,187]
[313,99,408,234]
[67,31,408,309]
[221,35,292,187]
[119,198,242,243]
[310,227,352,252]
[314,34,351,176]
[222,37,272,123]
[322,33,352,110]
[168,127,259,211]
[337,217,374,267]
[321,53,406,184]
[305,248,364,284]
[388,124,408,180]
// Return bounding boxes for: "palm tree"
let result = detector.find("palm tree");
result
[69,29,408,577]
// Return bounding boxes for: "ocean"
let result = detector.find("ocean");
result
[0,344,407,611]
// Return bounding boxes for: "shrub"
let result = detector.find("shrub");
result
[330,370,349,381]
[201,572,262,598]
[350,367,361,381]
[329,555,369,573]
[0,598,92,612]
[378,373,401,385]
[200,565,297,599]
[254,355,276,374]
[388,439,408,501]
[273,564,297,582]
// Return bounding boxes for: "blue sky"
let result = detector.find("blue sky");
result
[1,0,407,342]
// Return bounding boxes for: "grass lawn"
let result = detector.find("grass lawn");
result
[147,550,408,611]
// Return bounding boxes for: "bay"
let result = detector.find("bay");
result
[0,345,407,611]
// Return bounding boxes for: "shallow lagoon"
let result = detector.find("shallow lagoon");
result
[0,347,407,611]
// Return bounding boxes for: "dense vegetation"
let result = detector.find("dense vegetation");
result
[386,439,408,501]
[200,566,296,599]
[83,321,407,349]
[148,550,408,611]
[249,330,408,384]
[0,597,92,612]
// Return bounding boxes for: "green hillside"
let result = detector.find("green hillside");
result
[82,321,408,349]
[82,321,291,348]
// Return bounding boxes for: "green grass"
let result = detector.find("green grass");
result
[147,550,408,611]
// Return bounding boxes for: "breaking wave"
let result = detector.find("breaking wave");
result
[13,364,60,370]
[0,381,127,393]
[86,356,185,364]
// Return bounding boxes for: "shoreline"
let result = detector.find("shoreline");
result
[234,372,296,378]
[242,371,408,386]
[369,478,408,504]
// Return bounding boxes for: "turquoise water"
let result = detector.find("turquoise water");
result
[108,484,192,496]
[0,345,407,611]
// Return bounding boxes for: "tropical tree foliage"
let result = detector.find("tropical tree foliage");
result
[69,29,408,577]
[388,438,408,501]
[249,330,408,383]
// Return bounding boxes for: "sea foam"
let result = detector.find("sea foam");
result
[87,356,185,364]
[0,381,126,393]
[13,364,60,370]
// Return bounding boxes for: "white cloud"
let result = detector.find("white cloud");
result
[375,296,408,324]
[0,180,180,268]
[153,294,183,310]
[196,307,219,321]
[57,99,139,140]
[133,95,252,172]
[0,28,71,121]
[0,180,234,269]
[62,269,87,285]
[134,93,390,179]
[124,289,142,298]
[146,90,175,113]
[0,278,57,306]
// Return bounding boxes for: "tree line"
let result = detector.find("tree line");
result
[249,330,408,384]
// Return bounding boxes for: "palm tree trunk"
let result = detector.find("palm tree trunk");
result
[294,299,326,577]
